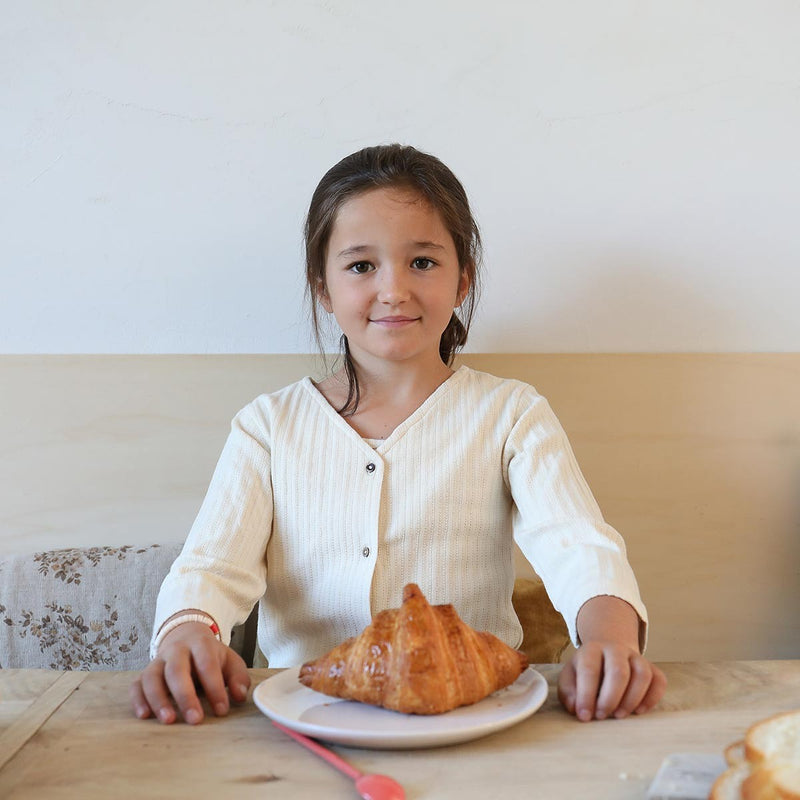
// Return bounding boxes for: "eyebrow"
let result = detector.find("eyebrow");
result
[335,241,446,258]
[336,245,371,258]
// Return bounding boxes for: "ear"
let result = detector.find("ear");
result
[455,270,471,308]
[317,280,333,313]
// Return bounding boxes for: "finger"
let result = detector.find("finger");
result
[192,644,231,717]
[573,646,603,722]
[634,664,668,714]
[129,677,153,719]
[222,649,252,705]
[557,660,577,715]
[595,651,631,720]
[612,655,651,718]
[163,649,205,725]
[139,660,179,725]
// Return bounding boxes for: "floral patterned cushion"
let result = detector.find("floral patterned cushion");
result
[0,544,564,670]
[0,543,256,670]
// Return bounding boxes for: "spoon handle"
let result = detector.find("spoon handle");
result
[272,720,361,780]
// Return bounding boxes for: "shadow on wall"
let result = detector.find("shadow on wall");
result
[611,260,796,660]
[524,251,747,353]
[489,252,800,661]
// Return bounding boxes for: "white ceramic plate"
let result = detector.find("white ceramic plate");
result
[253,666,548,750]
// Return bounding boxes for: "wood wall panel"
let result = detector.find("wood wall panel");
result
[1,354,797,661]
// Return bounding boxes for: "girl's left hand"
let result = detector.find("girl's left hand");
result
[557,641,667,721]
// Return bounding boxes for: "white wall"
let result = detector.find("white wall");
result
[2,1,799,354]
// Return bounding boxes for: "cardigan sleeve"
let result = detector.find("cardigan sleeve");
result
[150,400,273,655]
[505,387,648,651]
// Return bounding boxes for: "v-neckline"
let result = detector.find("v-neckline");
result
[303,365,468,453]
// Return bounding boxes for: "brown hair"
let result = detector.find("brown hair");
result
[304,144,482,414]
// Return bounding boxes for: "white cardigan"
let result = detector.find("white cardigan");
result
[152,366,647,666]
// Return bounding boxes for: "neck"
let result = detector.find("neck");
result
[315,352,456,438]
[349,354,453,398]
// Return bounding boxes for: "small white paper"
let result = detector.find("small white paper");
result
[646,753,728,800]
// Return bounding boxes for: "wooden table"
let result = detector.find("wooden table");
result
[1,662,798,799]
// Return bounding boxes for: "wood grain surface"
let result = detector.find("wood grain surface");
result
[0,662,798,799]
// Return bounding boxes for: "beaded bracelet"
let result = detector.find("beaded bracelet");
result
[150,612,222,659]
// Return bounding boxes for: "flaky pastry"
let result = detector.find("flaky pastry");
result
[298,583,528,714]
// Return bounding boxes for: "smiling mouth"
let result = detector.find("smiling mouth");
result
[370,316,420,327]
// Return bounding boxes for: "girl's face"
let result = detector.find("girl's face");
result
[319,187,469,370]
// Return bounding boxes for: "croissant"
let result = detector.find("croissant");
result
[298,583,528,715]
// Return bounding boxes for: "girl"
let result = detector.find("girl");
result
[131,144,666,726]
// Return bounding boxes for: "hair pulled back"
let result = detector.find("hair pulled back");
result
[304,144,482,414]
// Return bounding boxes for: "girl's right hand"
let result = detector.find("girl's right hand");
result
[129,622,251,725]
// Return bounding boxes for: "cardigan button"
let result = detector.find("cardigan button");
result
[362,546,370,557]
[365,462,376,473]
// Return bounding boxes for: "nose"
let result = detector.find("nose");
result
[376,264,410,305]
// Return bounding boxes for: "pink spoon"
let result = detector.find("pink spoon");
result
[272,720,405,800]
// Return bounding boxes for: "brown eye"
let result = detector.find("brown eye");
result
[349,261,373,274]
[412,258,435,270]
